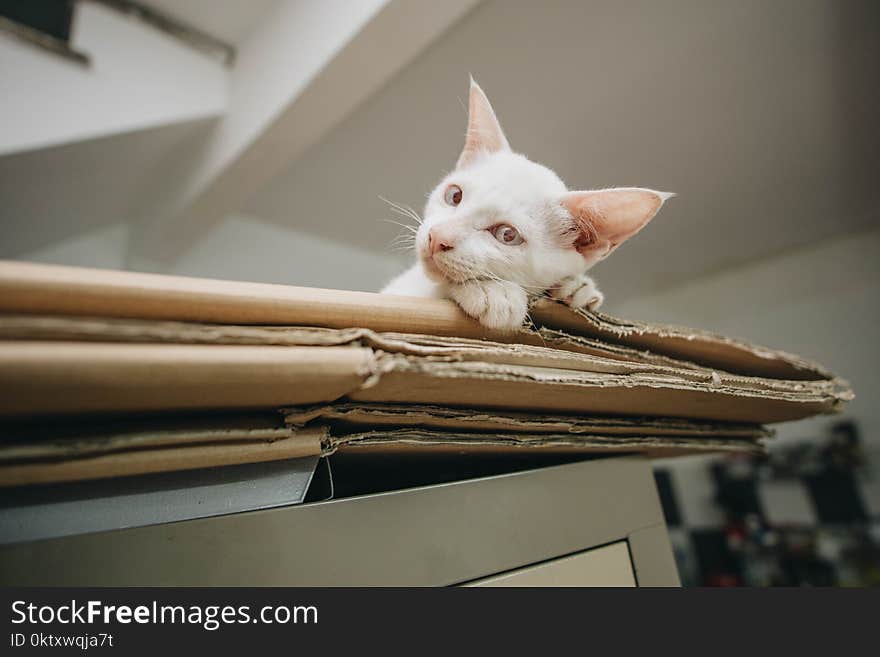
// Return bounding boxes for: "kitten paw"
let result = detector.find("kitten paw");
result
[550,274,604,312]
[449,280,529,331]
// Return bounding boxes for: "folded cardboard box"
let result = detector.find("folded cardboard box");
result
[0,261,854,485]
[0,314,849,422]
[0,407,764,487]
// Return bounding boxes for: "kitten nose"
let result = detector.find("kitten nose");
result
[428,229,454,256]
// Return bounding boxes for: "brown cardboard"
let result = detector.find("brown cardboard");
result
[529,299,829,381]
[283,402,772,439]
[0,409,758,486]
[352,360,839,423]
[0,413,296,462]
[327,428,762,457]
[0,260,490,337]
[0,427,324,487]
[0,314,853,419]
[0,260,853,480]
[0,336,847,422]
[0,260,840,382]
[0,342,374,416]
[0,314,702,371]
[0,315,841,392]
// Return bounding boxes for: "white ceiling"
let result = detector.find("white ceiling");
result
[1,0,877,302]
[243,0,880,300]
[0,118,215,257]
[140,0,279,44]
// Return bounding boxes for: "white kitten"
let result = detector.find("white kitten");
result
[382,78,672,331]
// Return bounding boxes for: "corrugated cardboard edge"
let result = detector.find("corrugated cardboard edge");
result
[329,429,764,458]
[282,402,773,440]
[0,424,295,462]
[0,314,709,373]
[0,260,490,337]
[0,427,325,488]
[0,342,376,416]
[0,341,850,423]
[0,401,771,486]
[530,299,832,381]
[0,260,838,382]
[0,316,850,397]
[356,353,848,423]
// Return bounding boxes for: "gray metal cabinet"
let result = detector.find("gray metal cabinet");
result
[0,456,679,586]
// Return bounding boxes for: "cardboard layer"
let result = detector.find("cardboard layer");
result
[353,362,839,424]
[0,315,838,391]
[0,340,846,423]
[0,314,706,372]
[0,315,852,398]
[0,407,761,485]
[0,260,835,381]
[0,260,489,337]
[530,300,828,381]
[0,342,374,416]
[283,402,772,440]
[0,413,295,462]
[0,428,324,487]
[330,429,763,458]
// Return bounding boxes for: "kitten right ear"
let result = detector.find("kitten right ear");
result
[562,188,673,260]
[456,77,511,169]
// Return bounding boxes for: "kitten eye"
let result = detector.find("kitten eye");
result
[444,184,463,206]
[491,224,524,245]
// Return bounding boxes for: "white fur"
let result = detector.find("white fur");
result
[381,80,670,331]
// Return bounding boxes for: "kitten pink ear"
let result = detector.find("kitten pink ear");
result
[561,188,673,259]
[456,77,511,168]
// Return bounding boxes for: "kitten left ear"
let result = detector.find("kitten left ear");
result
[561,188,673,259]
[456,77,511,169]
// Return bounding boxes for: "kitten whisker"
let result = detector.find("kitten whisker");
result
[383,219,419,234]
[389,239,416,250]
[379,196,423,225]
[388,205,421,224]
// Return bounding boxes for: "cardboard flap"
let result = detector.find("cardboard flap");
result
[0,315,849,395]
[0,340,849,423]
[530,299,830,381]
[0,428,324,488]
[329,428,763,458]
[0,261,840,381]
[0,342,375,416]
[283,402,772,439]
[353,358,844,424]
[0,413,296,462]
[0,260,485,336]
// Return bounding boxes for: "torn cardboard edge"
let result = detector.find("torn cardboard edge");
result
[329,429,764,459]
[354,360,844,423]
[0,260,834,382]
[0,403,769,464]
[0,314,710,373]
[0,342,377,417]
[0,428,325,488]
[0,340,849,423]
[0,315,848,394]
[529,299,831,381]
[282,402,772,440]
[0,414,297,462]
[0,413,763,487]
[0,404,773,466]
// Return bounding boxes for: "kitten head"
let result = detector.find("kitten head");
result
[415,78,672,291]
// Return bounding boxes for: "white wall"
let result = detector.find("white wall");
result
[244,0,880,304]
[166,213,405,292]
[16,222,130,270]
[609,226,880,450]
[15,211,405,292]
[0,2,227,155]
